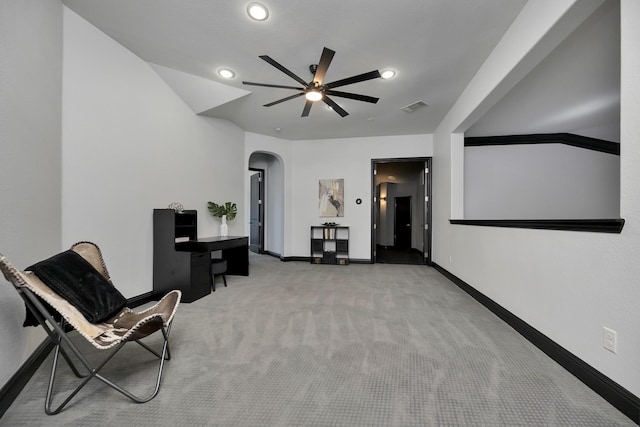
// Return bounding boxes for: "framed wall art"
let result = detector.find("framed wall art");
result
[319,179,344,217]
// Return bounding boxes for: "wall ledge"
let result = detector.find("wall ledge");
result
[449,218,625,233]
[465,133,620,155]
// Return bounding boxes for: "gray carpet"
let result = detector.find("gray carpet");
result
[1,254,633,426]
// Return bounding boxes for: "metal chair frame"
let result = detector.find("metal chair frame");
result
[19,286,173,415]
[0,242,180,415]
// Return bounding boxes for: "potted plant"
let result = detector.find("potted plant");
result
[207,201,237,237]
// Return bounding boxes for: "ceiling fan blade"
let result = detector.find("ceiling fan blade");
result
[323,96,349,117]
[325,90,379,104]
[243,81,304,91]
[259,55,309,87]
[324,70,382,89]
[263,92,304,107]
[301,100,313,117]
[313,47,335,86]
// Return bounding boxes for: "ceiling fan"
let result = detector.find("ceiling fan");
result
[242,47,381,118]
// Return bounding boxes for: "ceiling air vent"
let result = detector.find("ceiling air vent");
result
[401,100,429,113]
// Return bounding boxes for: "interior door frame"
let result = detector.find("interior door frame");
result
[371,157,432,265]
[249,168,265,254]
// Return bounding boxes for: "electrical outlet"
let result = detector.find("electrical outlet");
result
[603,327,617,353]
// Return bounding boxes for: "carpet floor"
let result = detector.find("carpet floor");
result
[1,254,633,426]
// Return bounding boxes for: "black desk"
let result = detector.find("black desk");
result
[154,235,248,303]
[176,236,249,276]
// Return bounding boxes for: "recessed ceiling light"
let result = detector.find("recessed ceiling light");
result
[388,175,396,181]
[381,69,396,79]
[218,68,235,79]
[247,2,269,21]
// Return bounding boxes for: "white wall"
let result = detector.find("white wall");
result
[433,0,640,398]
[62,7,246,298]
[465,143,620,219]
[291,135,432,260]
[412,169,426,249]
[245,133,431,259]
[466,0,620,141]
[463,0,620,221]
[0,0,62,389]
[377,182,394,246]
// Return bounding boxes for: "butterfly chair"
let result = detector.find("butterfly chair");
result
[0,241,181,415]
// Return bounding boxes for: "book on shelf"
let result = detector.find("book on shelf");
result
[323,228,336,239]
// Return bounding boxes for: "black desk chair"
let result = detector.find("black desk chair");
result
[210,258,227,291]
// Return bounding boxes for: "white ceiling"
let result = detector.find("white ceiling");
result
[61,0,528,140]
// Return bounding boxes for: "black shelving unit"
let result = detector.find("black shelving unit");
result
[174,210,197,241]
[153,209,211,303]
[310,226,349,265]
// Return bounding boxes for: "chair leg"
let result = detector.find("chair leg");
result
[22,298,89,378]
[43,324,173,414]
[31,293,174,415]
[11,263,178,415]
[45,338,127,415]
[97,325,172,404]
[210,258,226,291]
[136,323,172,361]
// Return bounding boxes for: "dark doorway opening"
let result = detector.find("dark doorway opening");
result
[394,196,412,249]
[249,168,264,254]
[371,158,432,265]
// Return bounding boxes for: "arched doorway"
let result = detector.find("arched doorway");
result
[248,152,285,258]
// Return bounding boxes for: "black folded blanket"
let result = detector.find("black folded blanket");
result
[24,250,126,325]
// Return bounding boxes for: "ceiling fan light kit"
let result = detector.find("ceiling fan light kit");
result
[305,90,323,101]
[242,47,382,118]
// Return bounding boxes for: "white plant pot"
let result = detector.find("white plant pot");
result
[220,215,228,237]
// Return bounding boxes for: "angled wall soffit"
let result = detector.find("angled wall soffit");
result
[149,63,251,114]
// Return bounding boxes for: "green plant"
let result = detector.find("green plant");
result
[207,201,237,221]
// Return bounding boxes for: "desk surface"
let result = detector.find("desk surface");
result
[193,236,247,243]
[175,236,248,253]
